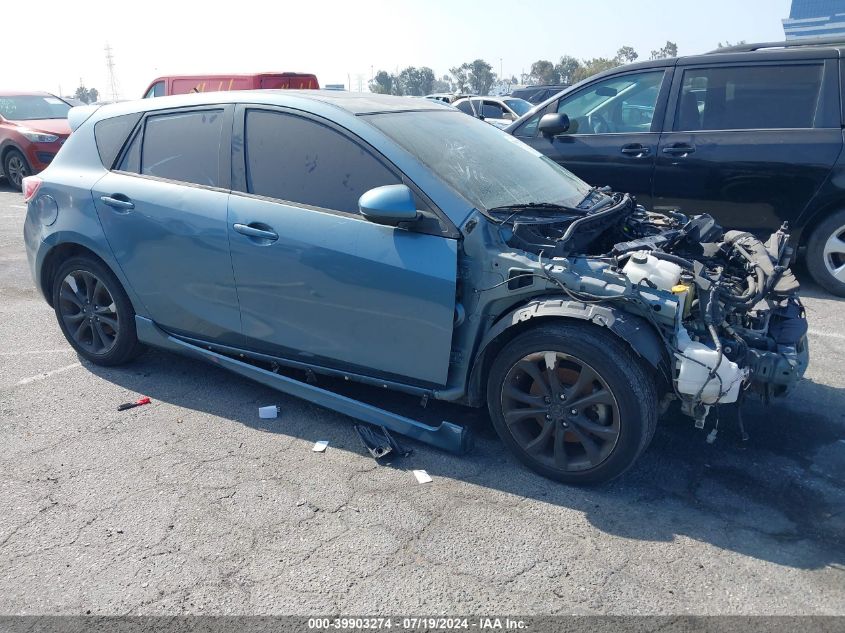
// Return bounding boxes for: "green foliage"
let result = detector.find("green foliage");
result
[368,71,394,95]
[649,41,678,60]
[74,85,99,104]
[529,60,559,85]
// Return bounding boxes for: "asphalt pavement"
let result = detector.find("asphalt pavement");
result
[0,181,843,615]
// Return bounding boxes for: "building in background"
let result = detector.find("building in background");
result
[783,0,845,39]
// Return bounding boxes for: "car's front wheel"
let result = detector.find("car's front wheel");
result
[52,256,144,365]
[3,149,30,191]
[806,209,845,297]
[487,322,658,484]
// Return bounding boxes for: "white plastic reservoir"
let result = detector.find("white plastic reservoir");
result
[675,330,747,404]
[623,251,682,292]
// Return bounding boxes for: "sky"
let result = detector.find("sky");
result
[4,0,793,99]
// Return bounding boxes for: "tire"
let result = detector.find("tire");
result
[51,256,144,366]
[3,149,30,191]
[486,322,658,485]
[806,209,845,297]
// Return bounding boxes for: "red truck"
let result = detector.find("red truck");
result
[142,72,319,98]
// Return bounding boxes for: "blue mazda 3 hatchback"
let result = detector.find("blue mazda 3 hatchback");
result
[23,91,808,483]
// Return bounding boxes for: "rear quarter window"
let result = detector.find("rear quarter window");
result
[94,113,142,169]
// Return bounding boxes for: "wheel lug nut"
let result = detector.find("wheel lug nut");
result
[559,394,566,400]
[545,414,552,420]
[570,409,578,416]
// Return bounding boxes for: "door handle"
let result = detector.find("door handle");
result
[662,144,696,156]
[233,223,279,242]
[621,144,651,157]
[100,195,135,211]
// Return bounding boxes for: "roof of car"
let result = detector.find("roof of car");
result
[0,90,55,97]
[264,90,451,114]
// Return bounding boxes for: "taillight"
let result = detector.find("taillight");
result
[22,176,43,203]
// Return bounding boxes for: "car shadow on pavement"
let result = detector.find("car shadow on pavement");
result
[83,339,845,572]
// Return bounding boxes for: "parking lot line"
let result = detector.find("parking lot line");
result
[15,362,82,386]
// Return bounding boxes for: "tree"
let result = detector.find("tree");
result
[615,46,638,64]
[449,65,470,93]
[396,66,435,96]
[529,60,559,85]
[571,58,618,83]
[555,56,583,84]
[431,76,451,93]
[74,84,99,104]
[717,40,746,49]
[466,59,497,95]
[650,41,678,60]
[368,71,394,95]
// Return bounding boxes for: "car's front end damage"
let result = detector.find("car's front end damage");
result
[461,191,809,435]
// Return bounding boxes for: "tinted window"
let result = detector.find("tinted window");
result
[138,110,225,186]
[244,110,400,213]
[674,64,824,131]
[144,81,165,98]
[455,100,474,114]
[482,102,506,119]
[556,71,664,135]
[95,113,142,168]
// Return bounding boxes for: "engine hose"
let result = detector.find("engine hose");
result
[718,268,765,308]
[650,251,695,270]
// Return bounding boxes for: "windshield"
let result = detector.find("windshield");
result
[0,95,71,121]
[368,111,593,211]
[504,98,532,116]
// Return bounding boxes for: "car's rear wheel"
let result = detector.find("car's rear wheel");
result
[486,322,658,484]
[3,149,30,191]
[806,209,845,297]
[52,256,144,366]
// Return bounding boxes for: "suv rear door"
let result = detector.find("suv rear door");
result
[91,106,243,346]
[227,106,458,386]
[652,52,842,233]
[512,66,673,207]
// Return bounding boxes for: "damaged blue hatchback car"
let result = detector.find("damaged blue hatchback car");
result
[23,91,809,483]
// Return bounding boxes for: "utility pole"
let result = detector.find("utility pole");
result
[104,43,119,101]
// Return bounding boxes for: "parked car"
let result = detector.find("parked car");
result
[506,37,845,296]
[0,91,72,190]
[23,91,807,483]
[424,93,465,103]
[511,84,569,104]
[453,96,533,128]
[142,72,319,98]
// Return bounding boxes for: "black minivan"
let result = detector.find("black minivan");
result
[506,38,845,296]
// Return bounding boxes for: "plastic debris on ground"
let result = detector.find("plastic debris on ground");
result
[258,405,279,419]
[312,440,329,452]
[413,469,433,484]
[354,424,412,462]
[117,396,151,411]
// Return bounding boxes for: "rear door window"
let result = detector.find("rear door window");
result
[674,64,824,131]
[120,109,225,187]
[243,109,400,213]
[95,113,142,168]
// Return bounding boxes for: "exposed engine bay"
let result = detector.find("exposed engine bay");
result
[486,191,809,435]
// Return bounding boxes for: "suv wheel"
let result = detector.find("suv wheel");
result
[3,149,30,191]
[487,322,658,484]
[806,209,845,297]
[52,256,144,366]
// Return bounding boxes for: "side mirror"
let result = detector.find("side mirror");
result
[359,184,420,226]
[539,113,571,137]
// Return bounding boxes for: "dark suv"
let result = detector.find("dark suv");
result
[506,38,845,295]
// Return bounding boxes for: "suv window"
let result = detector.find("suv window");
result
[482,101,507,119]
[674,64,824,131]
[244,109,400,213]
[555,70,665,135]
[119,110,225,187]
[455,100,475,115]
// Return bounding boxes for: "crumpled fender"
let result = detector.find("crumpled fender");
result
[464,297,668,406]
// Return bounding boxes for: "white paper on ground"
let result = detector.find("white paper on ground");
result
[312,440,329,452]
[258,405,278,419]
[413,469,433,484]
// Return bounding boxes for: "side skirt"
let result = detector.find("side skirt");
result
[135,316,472,454]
